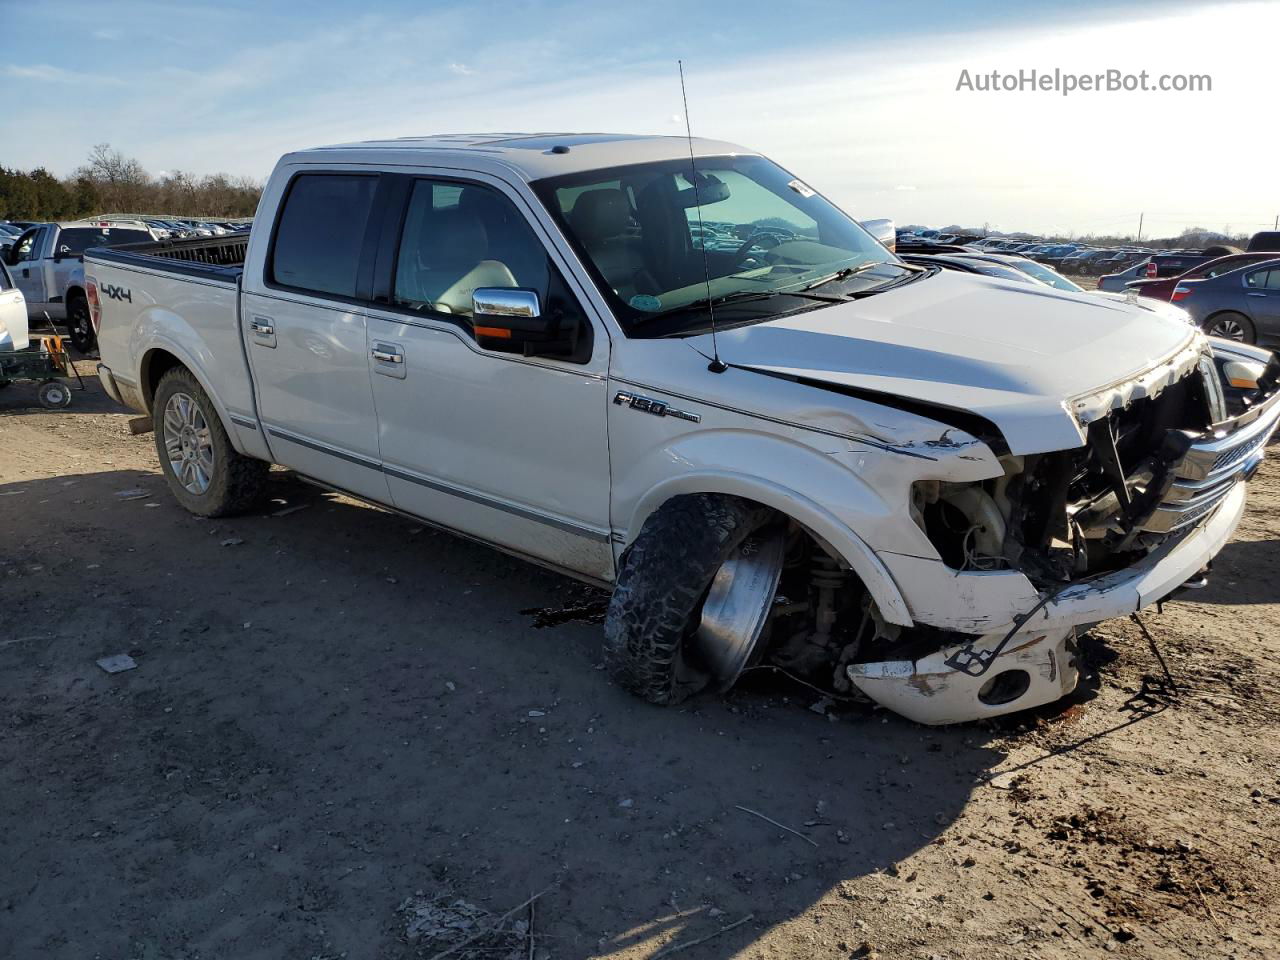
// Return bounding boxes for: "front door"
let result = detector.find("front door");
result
[241,172,391,504]
[9,227,47,312]
[364,175,613,581]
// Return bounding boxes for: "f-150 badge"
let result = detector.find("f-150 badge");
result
[613,390,700,423]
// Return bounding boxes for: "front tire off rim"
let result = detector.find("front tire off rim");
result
[162,391,215,494]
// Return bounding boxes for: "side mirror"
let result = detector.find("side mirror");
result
[861,218,896,252]
[471,287,574,356]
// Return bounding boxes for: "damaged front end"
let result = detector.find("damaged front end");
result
[741,343,1280,725]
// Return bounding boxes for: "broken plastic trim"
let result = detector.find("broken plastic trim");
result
[944,581,1076,677]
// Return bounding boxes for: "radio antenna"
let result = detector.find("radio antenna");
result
[679,59,727,373]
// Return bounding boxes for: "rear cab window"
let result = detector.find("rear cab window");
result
[268,173,378,299]
[57,228,153,256]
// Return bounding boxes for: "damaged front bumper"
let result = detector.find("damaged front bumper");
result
[848,627,1078,726]
[852,380,1275,725]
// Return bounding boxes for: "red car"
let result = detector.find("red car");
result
[1127,252,1280,302]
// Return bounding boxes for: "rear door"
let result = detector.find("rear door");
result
[1243,266,1280,342]
[240,171,391,503]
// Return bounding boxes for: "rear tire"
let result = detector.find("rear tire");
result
[603,494,775,705]
[67,295,96,353]
[1204,312,1255,344]
[152,367,267,517]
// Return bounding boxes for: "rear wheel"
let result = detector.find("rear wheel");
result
[603,495,782,705]
[1205,312,1255,343]
[67,295,96,353]
[153,367,267,517]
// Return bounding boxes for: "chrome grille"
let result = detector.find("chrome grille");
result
[1210,428,1268,475]
[1139,391,1280,535]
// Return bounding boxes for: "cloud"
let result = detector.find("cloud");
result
[4,63,123,84]
[894,185,917,192]
[448,62,474,77]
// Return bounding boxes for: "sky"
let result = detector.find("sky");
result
[2,0,1277,237]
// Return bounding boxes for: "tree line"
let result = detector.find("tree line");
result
[0,144,263,221]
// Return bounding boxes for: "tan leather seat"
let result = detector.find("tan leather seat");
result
[568,188,643,298]
[398,205,515,316]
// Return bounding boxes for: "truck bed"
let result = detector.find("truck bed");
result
[86,234,248,282]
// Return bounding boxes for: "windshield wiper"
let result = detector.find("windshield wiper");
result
[666,287,845,316]
[801,260,927,296]
[800,260,883,292]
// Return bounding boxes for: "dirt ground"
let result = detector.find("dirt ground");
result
[2,360,1278,960]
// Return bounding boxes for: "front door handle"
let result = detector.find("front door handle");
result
[371,341,406,379]
[1246,292,1266,297]
[249,315,276,348]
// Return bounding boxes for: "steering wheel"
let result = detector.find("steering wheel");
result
[730,232,779,264]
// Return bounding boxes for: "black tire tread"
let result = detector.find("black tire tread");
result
[67,294,95,353]
[153,367,268,517]
[603,494,772,705]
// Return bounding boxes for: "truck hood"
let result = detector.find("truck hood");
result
[693,269,1203,455]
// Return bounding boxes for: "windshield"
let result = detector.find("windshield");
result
[1008,258,1083,292]
[532,155,905,335]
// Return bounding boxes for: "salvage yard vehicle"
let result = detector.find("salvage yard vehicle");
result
[1173,258,1280,345]
[88,133,1280,725]
[2,219,160,352]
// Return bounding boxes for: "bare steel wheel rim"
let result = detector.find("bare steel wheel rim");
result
[163,391,215,495]
[693,528,786,691]
[1210,317,1246,341]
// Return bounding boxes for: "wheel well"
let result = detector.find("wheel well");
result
[140,349,185,410]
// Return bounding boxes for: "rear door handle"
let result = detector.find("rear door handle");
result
[371,341,406,379]
[1246,292,1266,297]
[250,316,276,348]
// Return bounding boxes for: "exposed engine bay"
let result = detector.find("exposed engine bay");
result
[707,346,1280,724]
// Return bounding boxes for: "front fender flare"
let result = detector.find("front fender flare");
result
[624,471,913,627]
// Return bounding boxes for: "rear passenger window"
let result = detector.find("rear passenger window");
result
[1245,268,1280,290]
[270,174,377,299]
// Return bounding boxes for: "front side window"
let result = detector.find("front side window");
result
[269,173,377,299]
[12,228,39,263]
[392,179,585,335]
[533,155,911,337]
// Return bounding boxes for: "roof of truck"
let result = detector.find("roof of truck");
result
[299,133,756,180]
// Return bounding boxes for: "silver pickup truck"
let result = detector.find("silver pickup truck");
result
[88,133,1280,724]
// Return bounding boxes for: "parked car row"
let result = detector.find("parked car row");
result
[141,218,252,240]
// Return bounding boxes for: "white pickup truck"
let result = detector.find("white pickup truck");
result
[88,133,1280,724]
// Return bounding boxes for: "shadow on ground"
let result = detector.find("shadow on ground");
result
[1,467,1010,960]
